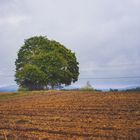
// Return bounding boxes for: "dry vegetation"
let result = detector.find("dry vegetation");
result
[0,91,139,140]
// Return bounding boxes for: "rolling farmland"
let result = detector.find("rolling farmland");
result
[0,91,139,140]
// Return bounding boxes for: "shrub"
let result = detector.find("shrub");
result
[80,81,94,91]
[18,87,29,92]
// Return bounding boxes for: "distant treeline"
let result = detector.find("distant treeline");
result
[62,87,140,92]
[123,87,140,92]
[109,87,140,92]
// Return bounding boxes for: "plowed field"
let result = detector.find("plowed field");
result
[0,91,139,140]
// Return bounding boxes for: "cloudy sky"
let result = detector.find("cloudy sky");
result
[0,0,140,89]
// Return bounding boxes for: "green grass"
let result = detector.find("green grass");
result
[0,92,27,100]
[0,90,57,101]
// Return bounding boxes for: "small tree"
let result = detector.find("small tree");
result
[81,81,94,91]
[15,36,79,90]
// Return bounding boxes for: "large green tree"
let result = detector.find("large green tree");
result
[15,36,79,90]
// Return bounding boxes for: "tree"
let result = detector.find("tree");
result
[15,36,79,90]
[81,81,94,91]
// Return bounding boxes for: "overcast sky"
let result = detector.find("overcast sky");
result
[0,0,140,89]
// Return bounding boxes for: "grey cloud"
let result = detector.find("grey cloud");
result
[0,0,140,88]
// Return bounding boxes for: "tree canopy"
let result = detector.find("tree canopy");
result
[15,36,79,90]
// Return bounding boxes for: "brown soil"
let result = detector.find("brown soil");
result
[0,91,139,140]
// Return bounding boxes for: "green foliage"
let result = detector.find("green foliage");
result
[15,36,79,90]
[80,87,95,91]
[18,87,29,92]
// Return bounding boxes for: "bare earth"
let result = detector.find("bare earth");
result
[0,91,139,140]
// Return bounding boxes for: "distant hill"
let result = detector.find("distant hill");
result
[0,84,139,92]
[0,85,18,92]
